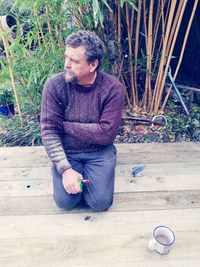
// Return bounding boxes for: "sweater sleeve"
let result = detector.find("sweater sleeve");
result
[63,85,125,145]
[41,79,71,175]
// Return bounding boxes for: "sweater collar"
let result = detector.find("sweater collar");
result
[72,70,101,92]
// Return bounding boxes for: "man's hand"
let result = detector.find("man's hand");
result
[62,168,83,194]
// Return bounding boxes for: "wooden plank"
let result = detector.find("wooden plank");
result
[1,142,200,155]
[1,149,200,166]
[0,190,199,216]
[0,232,199,267]
[1,171,200,197]
[116,151,200,164]
[116,142,200,153]
[0,209,199,239]
[1,143,200,167]
[0,167,51,181]
[1,161,200,181]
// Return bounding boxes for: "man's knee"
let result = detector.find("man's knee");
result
[86,194,113,212]
[53,194,80,210]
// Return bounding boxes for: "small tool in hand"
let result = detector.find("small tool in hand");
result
[78,178,90,190]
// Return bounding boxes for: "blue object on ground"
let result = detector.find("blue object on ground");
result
[0,103,15,117]
[131,164,145,177]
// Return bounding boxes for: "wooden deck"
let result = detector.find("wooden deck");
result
[0,142,200,267]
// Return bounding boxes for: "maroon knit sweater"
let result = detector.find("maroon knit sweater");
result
[41,71,125,175]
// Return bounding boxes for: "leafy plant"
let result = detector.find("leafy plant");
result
[0,88,14,106]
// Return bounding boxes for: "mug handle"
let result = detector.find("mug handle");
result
[148,238,157,251]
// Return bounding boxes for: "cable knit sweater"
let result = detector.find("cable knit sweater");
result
[41,71,125,175]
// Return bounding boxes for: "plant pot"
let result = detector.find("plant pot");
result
[0,103,15,117]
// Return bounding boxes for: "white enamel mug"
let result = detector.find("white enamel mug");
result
[148,225,175,254]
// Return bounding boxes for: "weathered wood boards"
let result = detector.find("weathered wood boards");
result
[0,143,200,267]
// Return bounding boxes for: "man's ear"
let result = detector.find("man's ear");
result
[89,59,99,72]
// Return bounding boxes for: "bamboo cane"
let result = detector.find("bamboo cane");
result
[34,8,46,46]
[152,0,169,75]
[165,0,184,63]
[141,0,148,110]
[120,73,131,109]
[130,6,135,39]
[152,0,177,113]
[125,2,137,108]
[0,22,23,125]
[143,0,148,50]
[160,0,199,112]
[154,0,187,114]
[46,5,52,35]
[152,0,161,57]
[142,0,154,112]
[134,0,142,98]
[70,4,81,28]
[118,55,124,80]
[147,0,154,111]
[117,2,121,45]
[33,8,41,46]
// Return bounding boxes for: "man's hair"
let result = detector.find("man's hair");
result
[65,30,104,68]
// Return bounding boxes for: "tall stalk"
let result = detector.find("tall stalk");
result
[0,22,23,124]
[161,0,199,112]
[152,0,177,113]
[117,1,121,45]
[34,8,46,46]
[155,0,187,114]
[125,2,137,108]
[146,0,154,111]
[46,5,52,35]
[134,0,142,99]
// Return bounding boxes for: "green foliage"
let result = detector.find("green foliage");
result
[165,101,200,142]
[0,114,41,146]
[13,43,65,110]
[0,0,199,146]
[0,88,14,106]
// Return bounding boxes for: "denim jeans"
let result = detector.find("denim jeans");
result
[51,144,117,212]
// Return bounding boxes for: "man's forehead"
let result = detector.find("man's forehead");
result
[64,45,86,57]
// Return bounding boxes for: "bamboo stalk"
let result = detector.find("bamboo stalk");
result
[146,0,154,111]
[143,0,148,50]
[142,0,154,112]
[34,8,46,45]
[152,0,166,75]
[154,0,187,114]
[130,5,135,39]
[120,74,131,109]
[117,1,121,45]
[141,0,148,109]
[0,22,23,125]
[118,55,124,80]
[161,0,199,112]
[134,0,142,98]
[164,0,171,28]
[151,0,177,113]
[125,2,137,108]
[152,0,161,56]
[70,4,81,28]
[46,5,52,35]
[165,0,184,62]
[33,8,41,46]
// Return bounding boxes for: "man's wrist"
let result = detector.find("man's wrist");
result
[62,167,72,176]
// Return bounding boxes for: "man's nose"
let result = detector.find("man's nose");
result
[65,58,71,68]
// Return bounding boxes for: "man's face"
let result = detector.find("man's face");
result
[64,45,94,84]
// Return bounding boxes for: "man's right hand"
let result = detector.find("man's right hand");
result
[62,168,83,194]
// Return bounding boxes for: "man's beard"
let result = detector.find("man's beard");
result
[64,69,78,84]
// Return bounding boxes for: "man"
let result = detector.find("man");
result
[41,30,125,212]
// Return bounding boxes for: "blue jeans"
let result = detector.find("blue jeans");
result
[51,144,117,212]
